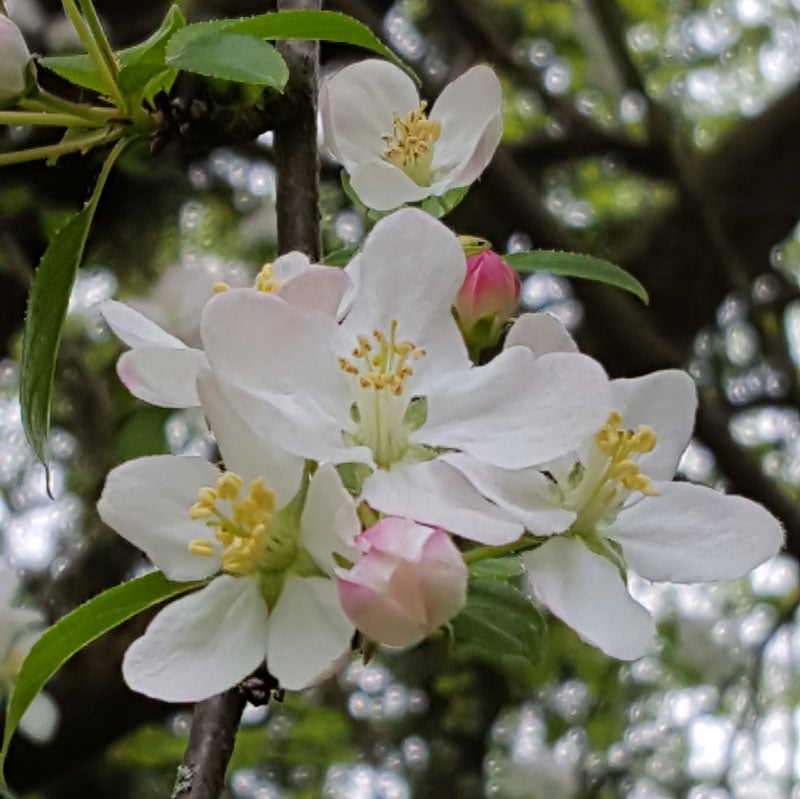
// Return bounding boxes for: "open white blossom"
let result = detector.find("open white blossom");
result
[0,566,59,743]
[97,373,359,698]
[101,252,348,408]
[447,326,784,659]
[321,59,503,210]
[200,209,611,545]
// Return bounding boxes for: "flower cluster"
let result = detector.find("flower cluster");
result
[96,60,783,703]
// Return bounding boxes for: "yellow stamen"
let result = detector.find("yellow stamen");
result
[256,263,285,294]
[213,281,230,294]
[382,101,441,186]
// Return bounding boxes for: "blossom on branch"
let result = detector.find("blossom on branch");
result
[97,373,360,699]
[0,15,32,108]
[447,360,784,660]
[201,209,611,545]
[336,517,467,647]
[321,59,503,210]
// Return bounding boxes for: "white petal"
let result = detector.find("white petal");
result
[19,691,59,744]
[100,300,185,349]
[608,481,784,583]
[448,111,503,188]
[442,453,576,534]
[362,460,524,544]
[117,347,206,408]
[97,455,222,581]
[301,464,362,574]
[272,251,312,281]
[421,349,610,468]
[123,576,269,702]
[197,370,303,507]
[612,370,696,480]
[280,266,349,317]
[202,289,350,418]
[0,565,19,608]
[320,59,419,169]
[431,65,503,177]
[505,312,578,357]
[266,575,353,690]
[348,160,430,210]
[524,537,655,660]
[340,209,470,389]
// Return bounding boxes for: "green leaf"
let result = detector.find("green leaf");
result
[40,5,185,98]
[452,577,546,664]
[165,32,288,89]
[505,250,649,304]
[165,10,417,84]
[0,572,205,777]
[20,140,127,470]
[323,245,357,267]
[468,556,524,581]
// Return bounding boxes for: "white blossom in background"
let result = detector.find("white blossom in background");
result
[336,517,467,647]
[100,253,348,408]
[0,565,59,743]
[0,15,32,107]
[97,373,360,698]
[448,316,784,659]
[200,209,611,545]
[321,59,503,210]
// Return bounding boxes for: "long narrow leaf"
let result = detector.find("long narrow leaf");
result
[20,139,128,470]
[506,250,649,304]
[0,572,205,779]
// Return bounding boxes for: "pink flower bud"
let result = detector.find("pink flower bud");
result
[337,517,467,647]
[455,250,521,354]
[0,16,32,107]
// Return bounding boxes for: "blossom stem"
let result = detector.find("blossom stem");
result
[462,535,543,564]
[76,0,118,80]
[0,125,124,166]
[59,0,127,114]
[0,110,105,128]
[18,92,120,124]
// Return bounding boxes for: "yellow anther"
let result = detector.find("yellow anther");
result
[213,281,230,294]
[632,425,657,453]
[249,477,276,512]
[190,501,214,520]
[256,263,285,294]
[216,472,243,501]
[188,539,215,557]
[382,102,441,185]
[198,487,217,503]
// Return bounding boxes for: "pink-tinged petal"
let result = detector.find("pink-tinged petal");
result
[19,691,58,744]
[505,312,578,357]
[348,160,431,210]
[320,59,420,169]
[266,575,353,690]
[442,453,576,534]
[421,349,610,469]
[100,300,185,349]
[340,209,470,389]
[123,576,269,702]
[301,464,362,574]
[97,455,222,581]
[280,266,350,317]
[117,347,206,408]
[608,481,784,583]
[361,460,524,545]
[201,289,350,417]
[338,524,466,647]
[196,370,303,507]
[524,537,655,660]
[272,251,312,281]
[612,370,696,480]
[431,65,503,177]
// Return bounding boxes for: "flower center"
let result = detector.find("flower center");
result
[382,101,441,186]
[565,411,659,536]
[338,319,426,469]
[188,471,279,576]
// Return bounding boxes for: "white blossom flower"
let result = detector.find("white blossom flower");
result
[97,373,360,699]
[0,565,59,743]
[101,252,348,408]
[321,59,503,210]
[0,16,32,108]
[200,209,611,545]
[446,352,784,660]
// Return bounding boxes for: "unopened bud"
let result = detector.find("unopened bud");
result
[454,249,521,355]
[0,15,33,108]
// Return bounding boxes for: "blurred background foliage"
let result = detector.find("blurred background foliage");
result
[4,0,800,797]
